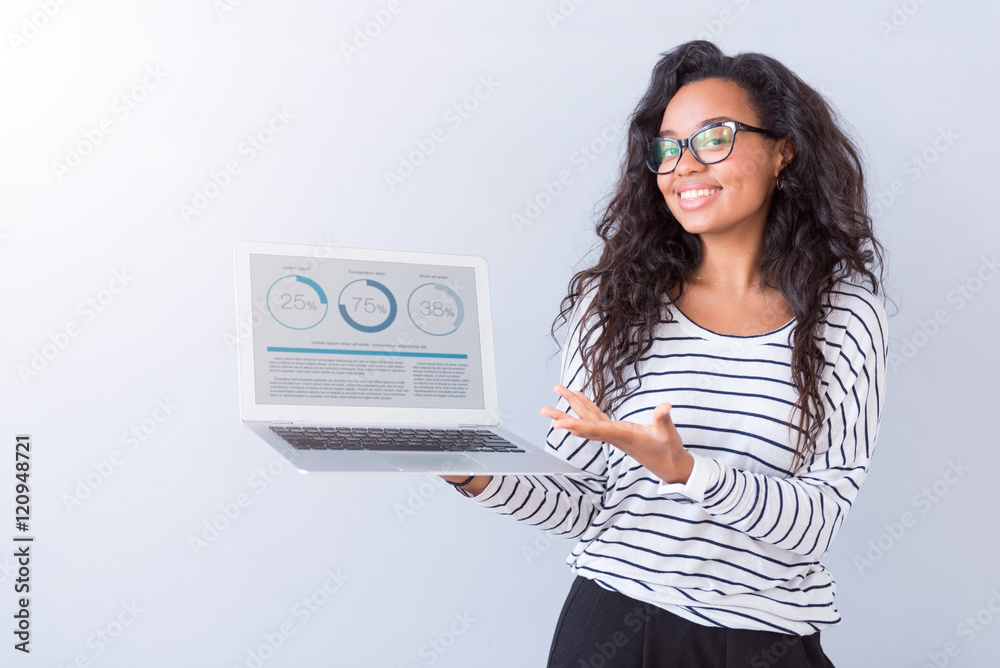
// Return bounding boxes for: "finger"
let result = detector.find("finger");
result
[552,385,578,410]
[568,388,597,407]
[539,406,570,421]
[651,403,683,448]
[543,397,580,419]
[552,418,605,440]
[545,412,607,438]
[652,403,674,434]
[555,384,592,405]
[556,385,610,422]
[556,417,633,447]
[654,402,673,421]
[553,386,594,420]
[577,400,611,423]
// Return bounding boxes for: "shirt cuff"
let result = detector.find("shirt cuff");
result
[656,453,718,503]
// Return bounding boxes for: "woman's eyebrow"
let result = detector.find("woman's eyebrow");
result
[657,116,733,137]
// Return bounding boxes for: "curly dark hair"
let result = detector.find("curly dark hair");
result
[550,40,890,471]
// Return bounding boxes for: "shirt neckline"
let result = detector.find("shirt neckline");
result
[668,302,796,347]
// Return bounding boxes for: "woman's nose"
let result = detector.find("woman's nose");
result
[673,146,704,176]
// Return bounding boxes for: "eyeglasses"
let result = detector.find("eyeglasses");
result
[645,120,777,175]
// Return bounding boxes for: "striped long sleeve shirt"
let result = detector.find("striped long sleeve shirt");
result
[464,278,888,635]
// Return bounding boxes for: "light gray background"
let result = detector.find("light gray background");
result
[2,1,998,666]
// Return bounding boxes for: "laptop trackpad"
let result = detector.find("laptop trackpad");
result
[378,451,490,474]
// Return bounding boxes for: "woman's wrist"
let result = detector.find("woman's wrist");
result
[649,450,695,485]
[440,475,493,497]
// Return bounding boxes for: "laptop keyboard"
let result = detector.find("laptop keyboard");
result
[270,426,526,453]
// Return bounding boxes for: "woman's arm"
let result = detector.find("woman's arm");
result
[465,456,607,540]
[658,293,889,560]
[450,288,609,540]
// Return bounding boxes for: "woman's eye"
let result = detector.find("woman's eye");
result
[655,143,679,158]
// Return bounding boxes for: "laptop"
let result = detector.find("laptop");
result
[234,240,585,476]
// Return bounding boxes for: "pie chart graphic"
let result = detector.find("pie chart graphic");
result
[266,275,329,330]
[338,279,397,332]
[408,283,464,336]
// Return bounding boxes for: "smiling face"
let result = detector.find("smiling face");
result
[656,78,790,237]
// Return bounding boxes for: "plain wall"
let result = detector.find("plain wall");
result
[2,1,998,666]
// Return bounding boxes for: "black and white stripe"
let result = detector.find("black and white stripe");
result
[469,278,888,636]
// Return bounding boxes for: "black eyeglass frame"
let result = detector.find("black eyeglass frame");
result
[645,120,779,175]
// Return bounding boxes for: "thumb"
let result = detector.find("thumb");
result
[652,403,684,451]
[653,403,679,442]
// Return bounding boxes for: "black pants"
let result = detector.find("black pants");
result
[547,576,837,668]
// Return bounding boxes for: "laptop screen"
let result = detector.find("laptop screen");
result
[248,252,486,411]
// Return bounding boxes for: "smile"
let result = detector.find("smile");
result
[678,188,721,201]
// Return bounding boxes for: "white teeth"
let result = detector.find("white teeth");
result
[679,188,720,200]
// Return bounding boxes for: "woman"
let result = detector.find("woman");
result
[443,40,889,667]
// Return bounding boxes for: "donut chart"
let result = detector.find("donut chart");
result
[407,282,464,336]
[338,279,398,333]
[266,275,329,330]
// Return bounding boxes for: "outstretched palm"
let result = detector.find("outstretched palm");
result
[539,384,693,485]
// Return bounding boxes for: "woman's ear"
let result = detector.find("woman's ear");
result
[779,136,796,169]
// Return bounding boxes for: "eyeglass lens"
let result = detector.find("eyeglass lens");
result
[648,125,735,174]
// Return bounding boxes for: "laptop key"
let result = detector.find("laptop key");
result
[368,443,444,451]
[274,426,528,453]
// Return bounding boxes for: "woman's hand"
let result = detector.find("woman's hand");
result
[539,384,694,485]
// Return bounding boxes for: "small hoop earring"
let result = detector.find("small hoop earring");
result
[776,174,785,191]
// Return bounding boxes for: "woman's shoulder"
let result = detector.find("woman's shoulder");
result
[821,277,889,358]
